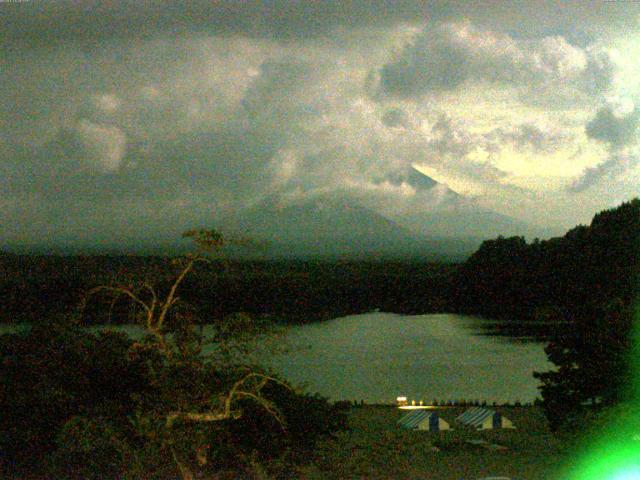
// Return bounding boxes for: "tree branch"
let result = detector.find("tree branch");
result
[82,285,153,323]
[165,373,290,429]
[158,258,196,330]
[166,410,242,428]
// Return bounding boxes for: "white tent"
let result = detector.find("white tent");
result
[398,410,450,431]
[456,407,515,430]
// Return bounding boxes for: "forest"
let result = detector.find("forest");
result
[451,198,640,324]
[452,199,640,428]
[0,254,454,326]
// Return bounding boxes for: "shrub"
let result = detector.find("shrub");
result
[0,319,149,472]
[52,416,132,479]
[1,231,348,479]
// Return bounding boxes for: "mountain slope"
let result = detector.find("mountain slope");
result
[220,165,544,260]
[397,205,549,240]
[378,166,548,240]
[223,196,441,259]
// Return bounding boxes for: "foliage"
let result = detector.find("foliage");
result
[0,229,347,479]
[0,319,148,472]
[0,254,454,325]
[453,198,640,430]
[222,385,349,465]
[534,299,635,430]
[453,198,640,323]
[52,415,133,480]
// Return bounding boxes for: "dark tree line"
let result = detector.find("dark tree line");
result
[452,199,640,323]
[452,199,640,428]
[0,255,454,325]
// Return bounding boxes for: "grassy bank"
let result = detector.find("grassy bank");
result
[296,405,569,479]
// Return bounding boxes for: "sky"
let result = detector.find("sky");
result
[2,1,640,249]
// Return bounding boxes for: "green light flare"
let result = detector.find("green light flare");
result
[629,303,640,401]
[610,469,640,480]
[566,440,640,480]
[563,305,640,480]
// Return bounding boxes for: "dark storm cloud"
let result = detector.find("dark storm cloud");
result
[1,0,410,43]
[568,153,638,193]
[0,36,322,247]
[2,0,640,245]
[375,21,614,101]
[569,104,639,193]
[585,105,639,149]
[241,59,316,135]
[381,108,409,128]
[2,0,639,45]
[379,26,469,95]
[4,91,284,205]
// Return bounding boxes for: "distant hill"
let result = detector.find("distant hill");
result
[222,196,462,260]
[219,166,542,260]
[396,205,549,240]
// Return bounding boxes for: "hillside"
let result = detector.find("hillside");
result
[451,198,640,321]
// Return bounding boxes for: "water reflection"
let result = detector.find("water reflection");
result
[455,315,560,343]
[258,313,552,403]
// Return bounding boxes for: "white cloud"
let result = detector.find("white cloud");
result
[485,123,570,154]
[376,21,617,106]
[269,148,299,186]
[75,120,127,173]
[94,93,121,113]
[413,164,486,196]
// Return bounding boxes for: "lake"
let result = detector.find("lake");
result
[255,312,552,404]
[0,313,553,404]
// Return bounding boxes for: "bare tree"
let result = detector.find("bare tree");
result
[81,229,289,480]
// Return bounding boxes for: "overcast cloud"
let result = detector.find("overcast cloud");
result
[2,1,640,248]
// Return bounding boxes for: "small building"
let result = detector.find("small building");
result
[396,396,408,407]
[456,407,515,430]
[398,410,451,431]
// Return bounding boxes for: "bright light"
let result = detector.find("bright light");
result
[565,431,640,480]
[609,468,640,480]
[398,405,437,410]
[564,306,640,480]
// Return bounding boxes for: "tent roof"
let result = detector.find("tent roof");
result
[398,410,437,429]
[456,407,499,427]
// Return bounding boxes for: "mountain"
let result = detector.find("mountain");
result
[219,165,546,260]
[384,166,549,241]
[380,165,440,192]
[9,165,542,259]
[396,205,549,240]
[221,195,475,260]
[222,196,422,258]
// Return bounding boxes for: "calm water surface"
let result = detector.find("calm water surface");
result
[0,313,552,403]
[256,312,552,403]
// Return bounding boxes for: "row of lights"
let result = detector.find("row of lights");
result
[396,397,424,407]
